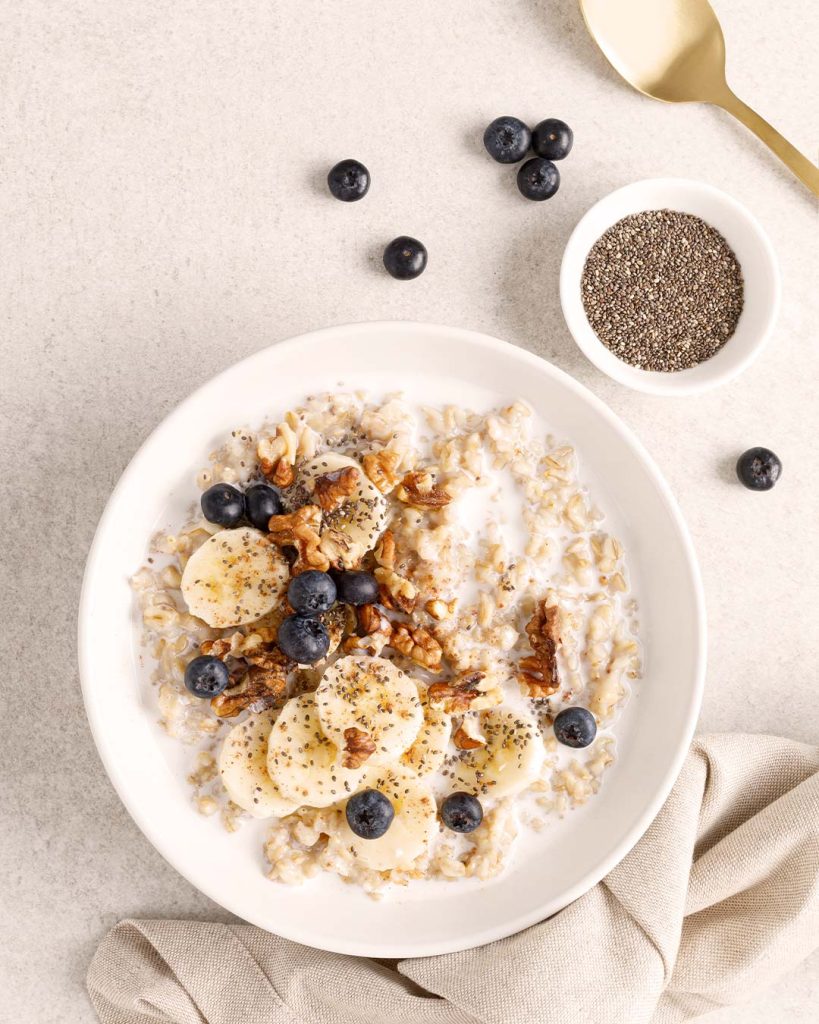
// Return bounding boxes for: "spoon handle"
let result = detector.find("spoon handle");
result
[716,89,819,197]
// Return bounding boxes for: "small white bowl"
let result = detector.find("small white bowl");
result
[559,178,780,395]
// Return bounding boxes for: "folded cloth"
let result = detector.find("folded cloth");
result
[88,735,819,1024]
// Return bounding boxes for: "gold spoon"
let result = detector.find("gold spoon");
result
[579,0,819,196]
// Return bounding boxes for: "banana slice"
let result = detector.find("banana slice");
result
[400,688,451,777]
[180,527,288,628]
[334,766,437,871]
[449,707,544,799]
[266,693,365,808]
[316,655,423,767]
[218,710,298,819]
[298,453,388,556]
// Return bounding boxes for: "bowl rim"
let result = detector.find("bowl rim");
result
[559,177,781,396]
[77,320,707,956]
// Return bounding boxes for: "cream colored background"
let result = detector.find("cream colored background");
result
[1,1,816,1021]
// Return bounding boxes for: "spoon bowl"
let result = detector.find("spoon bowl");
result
[579,0,819,195]
[580,0,727,103]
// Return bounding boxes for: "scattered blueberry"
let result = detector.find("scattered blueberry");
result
[277,614,330,664]
[532,118,573,161]
[553,707,597,748]
[345,789,395,839]
[184,655,230,699]
[440,792,483,833]
[736,447,782,491]
[483,116,532,163]
[516,157,560,201]
[288,570,337,616]
[327,159,370,202]
[333,569,380,606]
[245,483,282,530]
[200,483,245,528]
[383,236,428,280]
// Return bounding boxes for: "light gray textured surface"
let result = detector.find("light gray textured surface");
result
[1,1,816,1021]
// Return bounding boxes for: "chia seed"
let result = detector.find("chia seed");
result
[581,209,744,372]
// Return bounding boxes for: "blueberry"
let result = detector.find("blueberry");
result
[288,570,337,616]
[200,483,245,527]
[516,157,560,201]
[440,792,483,833]
[553,707,597,748]
[245,483,283,530]
[483,116,532,163]
[277,614,330,664]
[333,569,379,606]
[383,236,427,280]
[327,159,370,202]
[532,118,573,161]
[345,789,395,839]
[184,655,229,699]
[736,447,782,491]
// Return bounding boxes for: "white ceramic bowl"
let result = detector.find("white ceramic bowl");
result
[560,178,780,396]
[79,322,706,957]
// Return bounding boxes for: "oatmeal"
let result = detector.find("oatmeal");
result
[132,392,641,893]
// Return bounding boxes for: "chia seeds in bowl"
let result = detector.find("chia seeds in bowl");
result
[581,210,744,372]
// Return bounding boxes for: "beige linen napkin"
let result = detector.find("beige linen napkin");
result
[88,735,819,1024]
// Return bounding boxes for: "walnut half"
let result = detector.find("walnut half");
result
[362,450,401,494]
[374,566,417,613]
[257,426,297,488]
[396,470,452,509]
[266,505,330,574]
[210,664,288,718]
[313,467,359,513]
[391,623,443,671]
[270,460,294,488]
[341,727,376,769]
[200,633,290,671]
[453,718,486,750]
[518,599,561,698]
[373,530,396,570]
[342,603,393,657]
[428,670,485,713]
